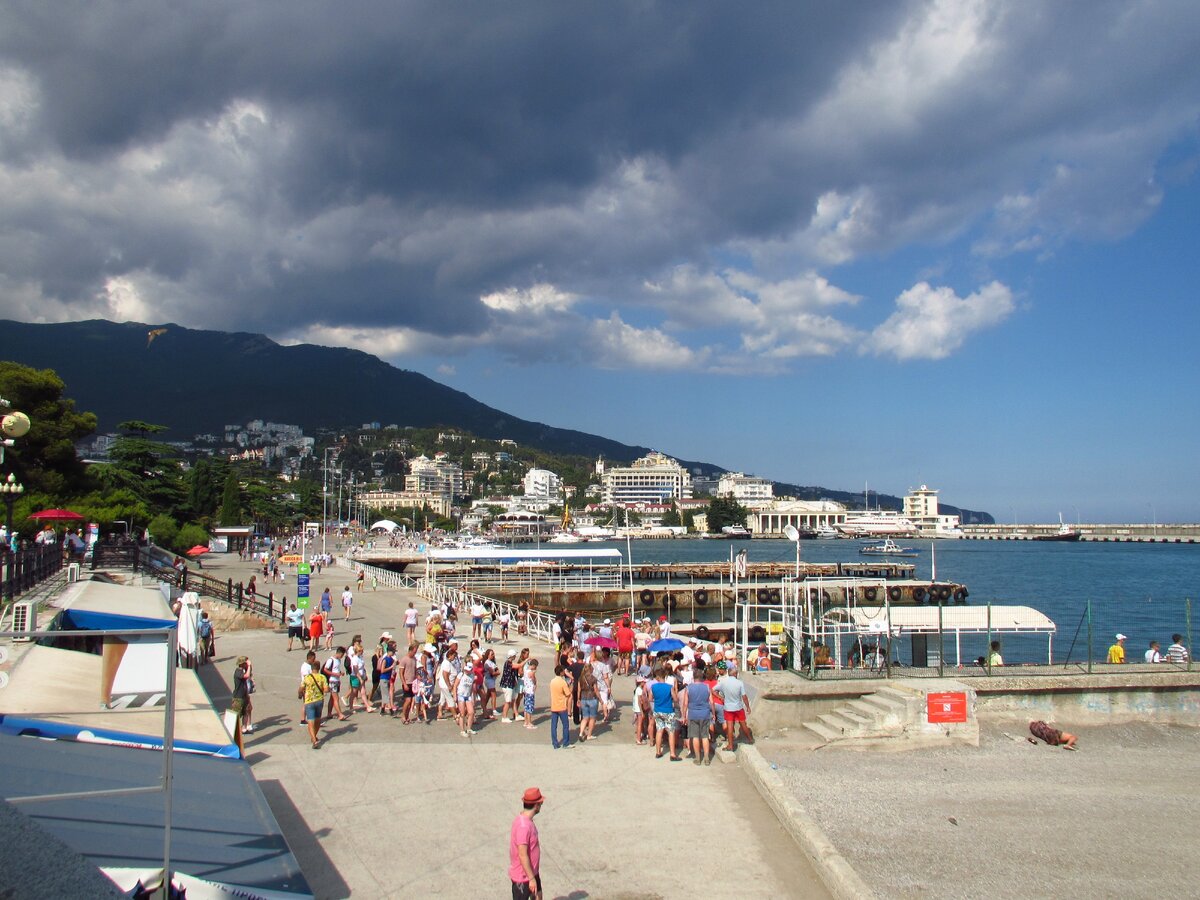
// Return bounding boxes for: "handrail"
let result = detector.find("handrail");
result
[339,556,558,647]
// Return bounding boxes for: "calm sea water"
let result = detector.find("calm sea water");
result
[584,538,1200,664]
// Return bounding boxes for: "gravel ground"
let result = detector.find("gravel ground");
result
[763,721,1200,898]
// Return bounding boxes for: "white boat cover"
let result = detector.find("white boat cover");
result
[826,604,1056,634]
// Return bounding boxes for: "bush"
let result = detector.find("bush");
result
[148,514,179,548]
[176,523,210,555]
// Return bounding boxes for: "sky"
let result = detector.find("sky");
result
[1,1,1199,522]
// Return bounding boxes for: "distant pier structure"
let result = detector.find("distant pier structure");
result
[962,524,1200,543]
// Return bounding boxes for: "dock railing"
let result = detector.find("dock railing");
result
[337,556,559,647]
[772,578,1194,679]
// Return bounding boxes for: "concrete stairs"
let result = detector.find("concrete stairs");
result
[801,685,924,745]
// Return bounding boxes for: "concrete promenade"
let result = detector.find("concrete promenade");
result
[194,552,829,899]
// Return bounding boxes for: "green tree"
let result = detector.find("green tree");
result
[661,507,682,527]
[187,458,228,522]
[148,513,179,548]
[176,523,210,555]
[219,472,242,524]
[0,362,97,498]
[94,421,186,515]
[705,497,750,533]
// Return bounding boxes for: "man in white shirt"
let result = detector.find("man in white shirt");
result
[658,617,672,640]
[437,644,462,721]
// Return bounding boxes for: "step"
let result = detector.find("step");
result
[817,712,864,736]
[877,685,920,704]
[846,699,886,720]
[835,708,874,728]
[859,693,906,713]
[802,720,841,742]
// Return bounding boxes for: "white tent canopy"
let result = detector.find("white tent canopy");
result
[826,604,1056,635]
[369,520,400,533]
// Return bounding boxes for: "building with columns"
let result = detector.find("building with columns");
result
[748,499,846,535]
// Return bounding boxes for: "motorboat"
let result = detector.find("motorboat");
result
[860,538,918,557]
[547,531,583,544]
[1033,514,1082,542]
[718,525,753,539]
[813,523,839,539]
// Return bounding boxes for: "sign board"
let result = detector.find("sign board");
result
[280,553,303,564]
[926,691,968,724]
[297,562,311,609]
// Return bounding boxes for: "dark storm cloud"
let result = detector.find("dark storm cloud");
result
[1,1,1198,366]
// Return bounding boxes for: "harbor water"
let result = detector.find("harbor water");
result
[584,538,1200,666]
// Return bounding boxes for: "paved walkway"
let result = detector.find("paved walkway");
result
[195,551,829,899]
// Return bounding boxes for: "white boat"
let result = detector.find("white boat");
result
[718,525,753,539]
[860,538,918,557]
[547,532,582,544]
[814,523,839,539]
[838,512,919,537]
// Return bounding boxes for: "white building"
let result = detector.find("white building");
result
[523,468,562,501]
[749,499,846,535]
[717,472,774,502]
[601,452,693,506]
[903,485,963,538]
[407,455,465,497]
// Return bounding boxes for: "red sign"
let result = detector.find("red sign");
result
[926,691,968,724]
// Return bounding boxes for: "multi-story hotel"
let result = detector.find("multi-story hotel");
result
[717,472,774,502]
[601,452,693,506]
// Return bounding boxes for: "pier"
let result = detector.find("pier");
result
[961,523,1200,543]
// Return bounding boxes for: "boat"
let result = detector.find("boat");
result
[547,531,583,544]
[718,525,753,539]
[814,523,839,540]
[837,512,919,538]
[860,538,919,557]
[1033,514,1082,542]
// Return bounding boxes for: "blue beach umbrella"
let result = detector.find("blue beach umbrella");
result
[649,638,685,653]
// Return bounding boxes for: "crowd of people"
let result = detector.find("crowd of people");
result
[228,591,757,758]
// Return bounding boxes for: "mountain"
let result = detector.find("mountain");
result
[0,318,695,464]
[0,318,992,522]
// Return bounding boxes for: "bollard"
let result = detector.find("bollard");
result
[227,578,234,606]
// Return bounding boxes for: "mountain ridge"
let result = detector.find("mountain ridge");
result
[0,318,992,523]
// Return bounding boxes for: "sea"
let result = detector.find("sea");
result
[583,537,1200,666]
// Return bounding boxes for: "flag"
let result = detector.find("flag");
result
[734,549,747,579]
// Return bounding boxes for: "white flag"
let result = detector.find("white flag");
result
[734,549,747,579]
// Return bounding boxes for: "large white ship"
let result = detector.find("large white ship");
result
[837,511,919,537]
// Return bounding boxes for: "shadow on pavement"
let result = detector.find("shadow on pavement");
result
[259,778,352,900]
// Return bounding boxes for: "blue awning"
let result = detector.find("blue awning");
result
[58,609,177,631]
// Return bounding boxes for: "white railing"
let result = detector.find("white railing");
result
[337,556,558,647]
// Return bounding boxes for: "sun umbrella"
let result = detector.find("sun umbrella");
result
[648,637,685,653]
[185,545,211,557]
[27,509,85,522]
[583,635,618,649]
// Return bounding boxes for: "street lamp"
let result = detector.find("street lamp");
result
[2,473,24,552]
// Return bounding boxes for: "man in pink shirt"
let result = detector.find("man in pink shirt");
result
[509,786,544,899]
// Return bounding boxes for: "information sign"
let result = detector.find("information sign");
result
[297,562,311,609]
[926,691,968,724]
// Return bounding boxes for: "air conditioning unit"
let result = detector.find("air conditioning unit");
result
[11,600,35,640]
[67,562,80,582]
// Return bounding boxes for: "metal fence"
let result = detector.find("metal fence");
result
[340,557,561,647]
[2,545,64,603]
[777,593,1194,680]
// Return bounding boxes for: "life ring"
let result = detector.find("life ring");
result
[696,625,710,640]
[749,625,766,643]
[863,586,878,601]
[912,586,928,602]
[953,587,968,602]
[757,588,771,604]
[661,593,677,610]
[887,586,902,602]
[639,589,654,606]
[768,588,782,604]
[694,588,709,606]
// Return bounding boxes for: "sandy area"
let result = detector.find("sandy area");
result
[763,721,1200,898]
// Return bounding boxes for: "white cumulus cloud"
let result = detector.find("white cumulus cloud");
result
[866,280,1015,360]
